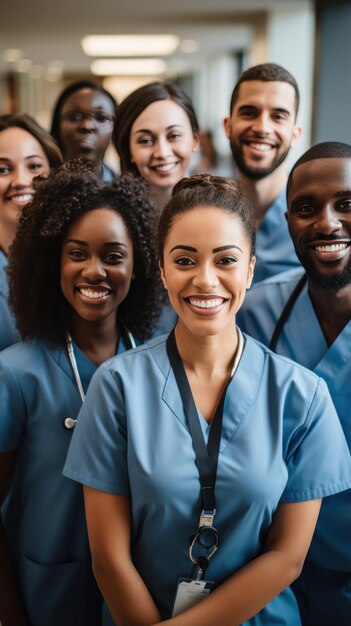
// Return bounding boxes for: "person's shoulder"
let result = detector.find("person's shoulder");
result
[101,334,169,376]
[270,187,287,211]
[0,337,38,359]
[243,268,304,311]
[244,333,323,387]
[252,267,304,290]
[0,337,55,370]
[0,340,44,388]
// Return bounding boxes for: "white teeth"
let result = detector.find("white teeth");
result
[315,243,348,252]
[10,194,33,202]
[249,143,272,152]
[189,298,223,309]
[79,288,110,299]
[153,163,177,172]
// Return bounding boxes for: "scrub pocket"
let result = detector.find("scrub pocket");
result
[21,556,102,626]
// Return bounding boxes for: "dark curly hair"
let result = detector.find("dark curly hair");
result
[8,162,162,343]
[158,174,256,264]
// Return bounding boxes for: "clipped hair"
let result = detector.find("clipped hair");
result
[229,62,300,118]
[158,173,256,263]
[287,141,351,198]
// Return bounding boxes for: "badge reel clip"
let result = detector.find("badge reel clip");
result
[172,509,218,617]
[189,508,219,580]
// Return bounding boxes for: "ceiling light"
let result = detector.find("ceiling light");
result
[91,58,167,76]
[3,49,23,63]
[179,40,199,53]
[82,34,179,57]
[16,59,32,73]
[46,61,64,82]
[30,65,45,79]
[104,76,155,101]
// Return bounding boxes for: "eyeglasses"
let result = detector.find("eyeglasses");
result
[61,112,115,127]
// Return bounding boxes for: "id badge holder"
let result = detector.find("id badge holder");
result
[172,577,215,617]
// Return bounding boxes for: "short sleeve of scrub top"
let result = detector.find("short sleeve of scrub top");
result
[279,374,351,502]
[63,361,130,495]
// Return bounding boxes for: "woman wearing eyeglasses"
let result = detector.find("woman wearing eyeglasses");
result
[51,80,117,182]
[64,174,351,626]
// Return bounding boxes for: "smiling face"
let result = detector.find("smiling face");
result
[160,206,255,337]
[224,80,301,180]
[0,127,49,245]
[287,157,351,289]
[59,88,115,164]
[61,207,134,331]
[129,99,198,192]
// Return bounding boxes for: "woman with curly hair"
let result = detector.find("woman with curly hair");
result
[0,163,162,626]
[64,174,351,626]
[0,113,62,349]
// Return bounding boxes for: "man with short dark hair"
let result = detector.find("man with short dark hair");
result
[237,141,351,626]
[224,63,302,282]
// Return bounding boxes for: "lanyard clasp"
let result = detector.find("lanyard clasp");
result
[198,508,216,529]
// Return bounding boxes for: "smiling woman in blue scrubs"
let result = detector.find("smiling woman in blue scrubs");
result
[64,174,351,626]
[0,114,62,350]
[0,164,162,626]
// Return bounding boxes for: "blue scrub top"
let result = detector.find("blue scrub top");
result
[64,333,351,625]
[101,163,116,182]
[153,302,177,336]
[238,268,351,572]
[253,190,300,284]
[0,334,130,626]
[0,249,20,350]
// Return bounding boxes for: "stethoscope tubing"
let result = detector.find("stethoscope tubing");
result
[269,273,307,352]
[64,321,136,429]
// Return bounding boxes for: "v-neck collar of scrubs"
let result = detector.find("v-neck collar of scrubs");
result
[50,341,97,397]
[158,334,265,451]
[49,333,129,397]
[289,280,351,376]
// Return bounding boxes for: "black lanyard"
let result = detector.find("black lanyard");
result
[167,327,244,513]
[269,273,307,352]
[166,328,244,575]
[166,330,224,513]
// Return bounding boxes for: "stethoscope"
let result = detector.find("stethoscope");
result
[63,321,136,429]
[269,273,307,352]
